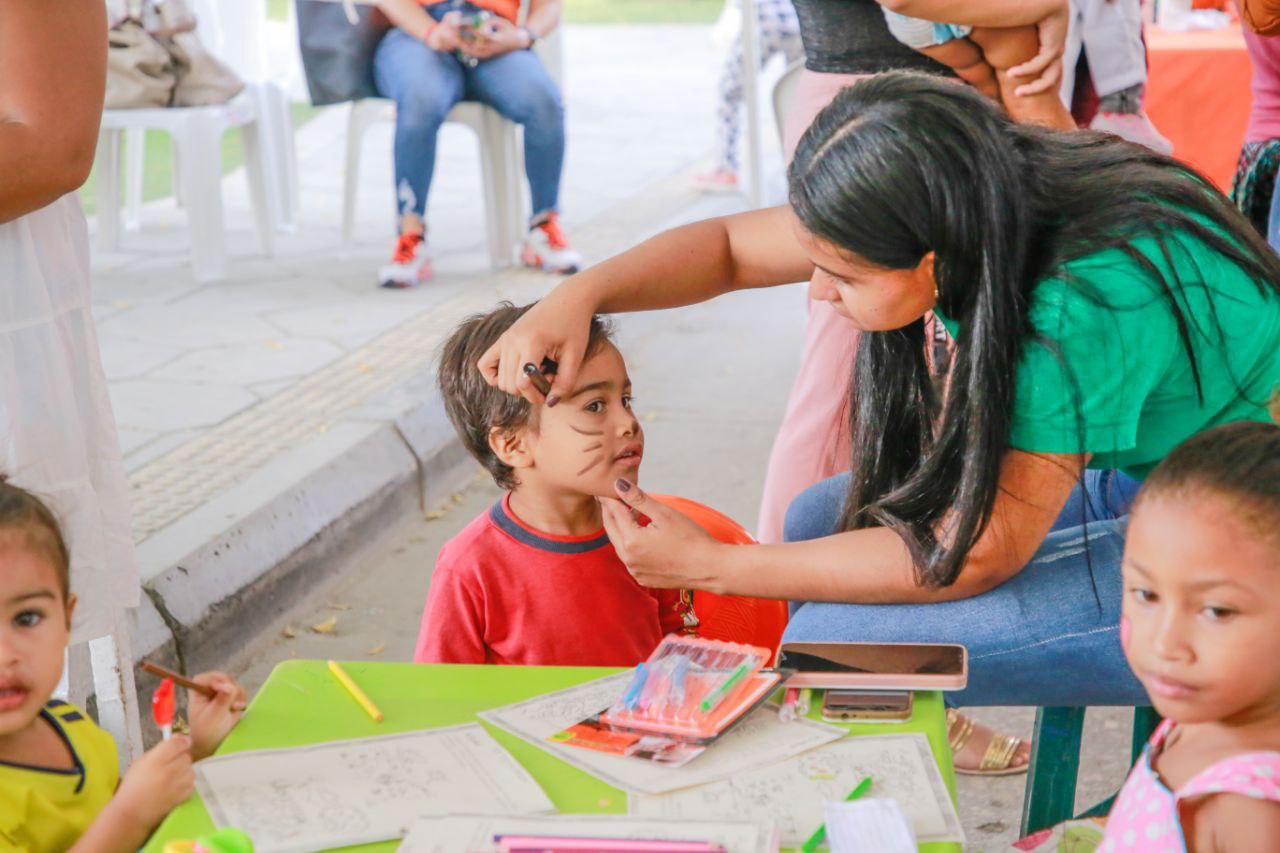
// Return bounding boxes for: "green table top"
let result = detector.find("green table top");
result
[146,660,962,852]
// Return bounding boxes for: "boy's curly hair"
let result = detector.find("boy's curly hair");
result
[437,302,614,489]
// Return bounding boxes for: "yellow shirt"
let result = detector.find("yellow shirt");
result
[0,701,119,851]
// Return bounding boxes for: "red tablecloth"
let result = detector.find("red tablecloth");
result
[1146,25,1251,190]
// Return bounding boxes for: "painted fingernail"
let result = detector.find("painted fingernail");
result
[546,394,560,407]
[616,479,632,492]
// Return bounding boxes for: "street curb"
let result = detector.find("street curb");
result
[128,369,475,674]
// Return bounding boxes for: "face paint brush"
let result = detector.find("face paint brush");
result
[522,357,559,397]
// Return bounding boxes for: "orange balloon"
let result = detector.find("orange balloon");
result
[650,495,789,663]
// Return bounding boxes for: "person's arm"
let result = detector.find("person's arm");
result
[70,737,195,853]
[479,205,814,402]
[0,0,106,223]
[524,0,562,41]
[601,448,1086,602]
[376,0,437,39]
[1184,793,1280,852]
[413,559,488,663]
[877,0,1069,96]
[878,0,1057,27]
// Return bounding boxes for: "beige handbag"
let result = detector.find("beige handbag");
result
[104,0,245,109]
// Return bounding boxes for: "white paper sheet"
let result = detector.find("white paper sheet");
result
[398,815,779,853]
[825,799,917,853]
[478,673,846,795]
[629,733,964,846]
[196,724,554,853]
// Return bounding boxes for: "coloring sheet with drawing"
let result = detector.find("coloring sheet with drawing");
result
[397,815,779,853]
[478,673,845,795]
[196,724,554,853]
[629,733,965,846]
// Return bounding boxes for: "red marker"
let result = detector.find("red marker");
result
[152,678,176,739]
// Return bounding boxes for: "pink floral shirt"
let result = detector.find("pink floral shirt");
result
[1102,720,1280,852]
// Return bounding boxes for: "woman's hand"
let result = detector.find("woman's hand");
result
[187,671,248,761]
[477,286,596,405]
[460,17,531,60]
[425,12,464,52]
[599,480,728,591]
[1007,1,1069,96]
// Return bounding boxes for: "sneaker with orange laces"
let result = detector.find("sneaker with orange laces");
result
[521,212,582,274]
[378,232,433,289]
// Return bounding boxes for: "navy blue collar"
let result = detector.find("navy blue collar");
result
[490,499,611,554]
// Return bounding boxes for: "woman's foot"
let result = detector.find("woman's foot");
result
[378,231,433,289]
[522,212,582,274]
[947,708,1031,776]
[693,167,739,193]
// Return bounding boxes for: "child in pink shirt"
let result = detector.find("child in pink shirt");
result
[1100,422,1280,851]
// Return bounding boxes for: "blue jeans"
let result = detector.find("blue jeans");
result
[371,19,565,221]
[782,469,1148,707]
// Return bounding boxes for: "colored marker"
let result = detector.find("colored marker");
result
[521,357,559,396]
[496,837,727,852]
[799,776,874,853]
[141,660,217,699]
[327,660,384,722]
[779,687,800,722]
[797,687,813,718]
[698,661,751,714]
[620,663,649,711]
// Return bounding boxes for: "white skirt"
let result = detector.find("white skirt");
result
[0,194,138,642]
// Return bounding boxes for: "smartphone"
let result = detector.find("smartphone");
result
[778,641,968,692]
[821,689,913,722]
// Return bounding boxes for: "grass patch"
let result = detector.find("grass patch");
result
[81,103,320,217]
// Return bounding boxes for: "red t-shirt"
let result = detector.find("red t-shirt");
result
[414,495,691,666]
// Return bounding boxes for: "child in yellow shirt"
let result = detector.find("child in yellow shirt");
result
[0,479,246,850]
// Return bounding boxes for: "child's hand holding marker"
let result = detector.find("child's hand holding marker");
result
[188,671,249,761]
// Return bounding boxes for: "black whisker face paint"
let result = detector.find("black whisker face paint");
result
[577,456,606,476]
[581,443,604,453]
[569,425,604,436]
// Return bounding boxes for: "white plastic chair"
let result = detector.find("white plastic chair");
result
[772,58,804,149]
[342,3,562,266]
[96,92,275,282]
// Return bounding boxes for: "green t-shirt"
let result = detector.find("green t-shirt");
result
[937,224,1280,480]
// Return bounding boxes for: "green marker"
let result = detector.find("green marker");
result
[799,775,873,853]
[698,662,752,713]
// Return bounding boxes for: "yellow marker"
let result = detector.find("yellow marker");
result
[328,660,384,722]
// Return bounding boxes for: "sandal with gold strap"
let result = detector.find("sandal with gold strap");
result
[947,708,1029,777]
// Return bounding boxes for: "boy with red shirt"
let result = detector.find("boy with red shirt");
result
[416,303,691,665]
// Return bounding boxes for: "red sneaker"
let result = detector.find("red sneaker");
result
[378,232,433,288]
[521,212,582,274]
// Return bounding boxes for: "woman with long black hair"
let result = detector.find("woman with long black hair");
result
[478,73,1280,715]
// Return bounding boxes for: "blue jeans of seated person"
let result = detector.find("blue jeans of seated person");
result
[782,468,1148,707]
[372,11,565,222]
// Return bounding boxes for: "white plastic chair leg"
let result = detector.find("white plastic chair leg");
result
[124,128,145,232]
[95,129,123,251]
[342,101,368,246]
[89,619,143,769]
[254,81,299,233]
[503,123,526,265]
[176,113,229,281]
[241,118,276,257]
[475,116,509,268]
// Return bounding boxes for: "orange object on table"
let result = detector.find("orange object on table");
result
[650,494,789,661]
[1145,25,1252,190]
